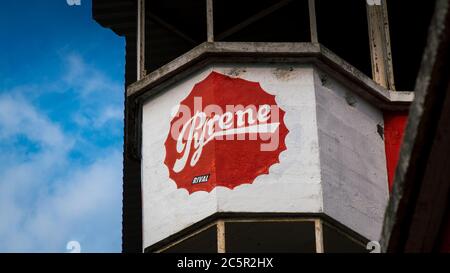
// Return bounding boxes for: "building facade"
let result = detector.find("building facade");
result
[92,0,448,253]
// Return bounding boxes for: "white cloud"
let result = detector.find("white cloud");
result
[15,152,121,253]
[0,151,122,252]
[61,53,123,131]
[0,93,68,149]
[73,105,123,129]
[63,53,122,98]
[0,53,123,253]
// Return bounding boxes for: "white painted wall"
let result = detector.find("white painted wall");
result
[141,64,389,249]
[141,64,323,248]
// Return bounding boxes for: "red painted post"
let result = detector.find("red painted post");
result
[384,112,408,192]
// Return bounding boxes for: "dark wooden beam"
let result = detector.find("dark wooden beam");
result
[147,12,197,45]
[207,0,214,42]
[216,0,292,41]
[381,0,450,253]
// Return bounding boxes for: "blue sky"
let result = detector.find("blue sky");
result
[0,0,125,252]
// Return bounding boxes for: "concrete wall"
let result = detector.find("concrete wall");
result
[141,63,389,249]
[314,69,389,241]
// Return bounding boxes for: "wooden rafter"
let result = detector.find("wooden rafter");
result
[207,0,214,42]
[148,12,197,45]
[216,0,292,41]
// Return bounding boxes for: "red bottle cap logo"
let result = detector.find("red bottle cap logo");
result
[164,72,289,194]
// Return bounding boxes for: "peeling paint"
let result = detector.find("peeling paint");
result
[226,68,247,77]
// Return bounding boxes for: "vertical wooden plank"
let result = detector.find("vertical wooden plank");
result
[315,219,324,253]
[381,0,450,252]
[217,221,226,253]
[137,0,146,80]
[206,0,214,42]
[216,0,292,41]
[308,0,318,43]
[381,1,396,90]
[367,0,396,90]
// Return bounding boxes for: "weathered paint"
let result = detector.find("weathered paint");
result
[383,112,408,191]
[141,64,390,248]
[127,42,415,111]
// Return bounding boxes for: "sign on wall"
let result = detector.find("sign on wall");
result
[141,65,388,247]
[164,72,289,194]
[142,66,323,247]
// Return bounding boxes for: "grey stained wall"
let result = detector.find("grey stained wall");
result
[314,69,390,241]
